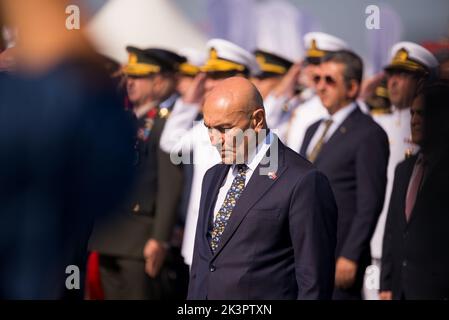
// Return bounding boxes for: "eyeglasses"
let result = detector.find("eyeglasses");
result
[313,74,337,86]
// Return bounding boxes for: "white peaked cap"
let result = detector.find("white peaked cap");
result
[178,47,207,67]
[204,38,260,76]
[386,41,439,75]
[303,32,349,58]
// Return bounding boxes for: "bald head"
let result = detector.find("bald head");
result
[203,77,265,127]
[203,77,268,164]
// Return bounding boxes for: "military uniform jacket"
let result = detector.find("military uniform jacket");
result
[89,94,178,258]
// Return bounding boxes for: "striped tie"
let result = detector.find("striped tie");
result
[405,154,426,221]
[308,119,333,163]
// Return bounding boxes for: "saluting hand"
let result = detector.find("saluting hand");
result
[359,72,385,100]
[271,62,302,99]
[183,72,207,104]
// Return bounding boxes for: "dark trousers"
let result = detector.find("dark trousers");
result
[99,249,189,300]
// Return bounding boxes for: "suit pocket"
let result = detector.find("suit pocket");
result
[247,208,281,221]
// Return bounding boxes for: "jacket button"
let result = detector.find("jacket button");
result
[402,260,408,267]
[209,265,216,272]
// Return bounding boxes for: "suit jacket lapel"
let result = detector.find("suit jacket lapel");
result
[314,107,360,163]
[301,121,320,157]
[407,153,441,226]
[211,140,287,260]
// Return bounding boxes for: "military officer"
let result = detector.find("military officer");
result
[264,32,350,147]
[88,46,189,299]
[251,49,293,98]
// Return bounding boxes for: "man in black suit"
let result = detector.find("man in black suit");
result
[187,77,338,300]
[300,51,389,299]
[380,82,449,300]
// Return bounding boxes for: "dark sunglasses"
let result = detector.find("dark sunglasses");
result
[313,74,337,86]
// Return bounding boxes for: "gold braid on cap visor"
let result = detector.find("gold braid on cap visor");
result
[179,63,200,76]
[122,52,161,76]
[122,63,160,76]
[200,48,247,73]
[256,55,287,75]
[306,39,326,58]
[388,48,428,73]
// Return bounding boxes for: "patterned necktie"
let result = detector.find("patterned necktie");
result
[308,119,333,163]
[210,164,249,252]
[405,154,426,221]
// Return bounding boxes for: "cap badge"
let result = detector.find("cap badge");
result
[129,53,138,64]
[393,48,409,63]
[210,47,218,60]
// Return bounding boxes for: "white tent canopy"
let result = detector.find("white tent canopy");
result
[87,0,207,63]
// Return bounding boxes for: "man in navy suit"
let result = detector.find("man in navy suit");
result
[300,51,389,299]
[187,77,338,300]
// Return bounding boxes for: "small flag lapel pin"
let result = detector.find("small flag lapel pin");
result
[268,171,277,180]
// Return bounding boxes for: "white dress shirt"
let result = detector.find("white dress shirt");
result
[212,132,273,221]
[305,102,357,157]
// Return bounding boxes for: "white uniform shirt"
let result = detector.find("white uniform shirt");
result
[285,95,329,153]
[160,98,221,266]
[370,105,417,259]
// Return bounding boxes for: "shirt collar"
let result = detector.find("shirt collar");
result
[160,93,179,109]
[233,130,273,173]
[327,102,357,125]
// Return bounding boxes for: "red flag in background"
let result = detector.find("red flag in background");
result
[85,251,104,300]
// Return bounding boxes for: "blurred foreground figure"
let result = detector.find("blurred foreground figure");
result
[0,0,135,299]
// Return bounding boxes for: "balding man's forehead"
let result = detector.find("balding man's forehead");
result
[203,76,265,119]
[204,109,248,127]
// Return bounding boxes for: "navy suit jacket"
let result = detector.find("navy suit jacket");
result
[300,107,389,268]
[188,137,338,300]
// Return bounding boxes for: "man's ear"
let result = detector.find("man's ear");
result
[252,108,265,132]
[347,79,360,99]
[153,74,163,88]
